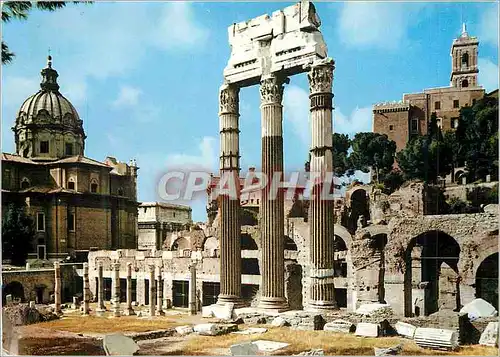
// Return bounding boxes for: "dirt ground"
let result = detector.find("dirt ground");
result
[7,304,500,356]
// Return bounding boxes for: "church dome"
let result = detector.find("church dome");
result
[13,56,86,160]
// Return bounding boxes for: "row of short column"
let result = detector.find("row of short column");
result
[217,59,337,311]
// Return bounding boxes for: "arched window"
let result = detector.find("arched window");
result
[21,178,30,190]
[462,79,469,88]
[90,179,98,193]
[461,52,469,67]
[67,178,75,190]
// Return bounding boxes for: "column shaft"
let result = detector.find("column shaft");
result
[54,262,62,314]
[217,83,242,306]
[308,59,338,310]
[156,267,164,315]
[258,74,288,311]
[97,263,106,311]
[189,264,197,315]
[149,265,156,316]
[125,263,135,315]
[82,263,90,315]
[112,262,121,317]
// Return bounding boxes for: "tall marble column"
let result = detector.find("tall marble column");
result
[54,262,62,315]
[189,263,197,315]
[156,266,165,316]
[97,263,106,313]
[307,58,338,310]
[258,74,288,311]
[217,83,242,306]
[112,262,121,317]
[125,263,135,315]
[149,265,156,317]
[82,263,90,315]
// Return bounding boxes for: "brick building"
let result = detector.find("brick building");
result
[373,24,485,152]
[1,56,139,262]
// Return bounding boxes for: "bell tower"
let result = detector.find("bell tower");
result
[450,23,479,89]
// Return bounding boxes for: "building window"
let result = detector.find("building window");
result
[65,143,73,156]
[389,125,394,131]
[91,182,98,193]
[40,141,49,154]
[68,179,75,190]
[462,79,469,88]
[434,101,441,110]
[37,213,45,232]
[453,100,459,108]
[173,212,176,218]
[68,212,75,231]
[461,52,469,67]
[451,118,459,129]
[37,245,46,260]
[21,178,30,189]
[411,118,418,133]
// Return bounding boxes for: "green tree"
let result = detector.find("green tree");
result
[348,132,396,183]
[2,1,89,64]
[332,133,351,177]
[2,202,35,266]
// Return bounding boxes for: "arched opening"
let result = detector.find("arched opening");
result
[284,235,297,251]
[350,189,370,232]
[3,281,25,304]
[241,233,258,250]
[454,170,465,183]
[461,52,469,67]
[404,231,460,317]
[462,79,469,88]
[475,253,498,309]
[21,178,30,190]
[334,235,348,278]
[171,237,189,251]
[241,208,258,226]
[90,180,98,193]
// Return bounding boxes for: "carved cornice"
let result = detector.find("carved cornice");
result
[219,84,240,115]
[308,59,334,95]
[259,75,286,105]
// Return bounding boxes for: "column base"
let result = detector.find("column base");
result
[217,294,247,308]
[306,301,339,312]
[124,308,136,316]
[257,297,289,312]
[96,309,106,317]
[156,310,165,316]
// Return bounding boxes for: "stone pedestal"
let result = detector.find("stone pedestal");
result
[97,263,106,315]
[112,262,121,317]
[82,263,90,315]
[54,262,62,315]
[217,83,243,307]
[149,265,156,317]
[156,267,165,316]
[189,263,197,315]
[257,74,288,311]
[307,58,337,310]
[125,263,135,316]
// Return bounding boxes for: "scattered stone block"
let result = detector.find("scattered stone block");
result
[374,344,402,356]
[324,320,355,333]
[271,316,289,327]
[355,322,379,337]
[460,299,497,319]
[5,295,13,305]
[252,340,289,353]
[414,327,459,350]
[294,349,324,355]
[29,301,36,309]
[175,325,194,336]
[212,303,235,320]
[395,321,417,339]
[202,305,214,318]
[103,333,139,356]
[230,342,259,356]
[355,303,393,316]
[479,322,499,347]
[193,323,237,336]
[232,327,267,335]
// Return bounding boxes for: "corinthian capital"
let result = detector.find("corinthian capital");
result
[259,75,287,105]
[308,58,335,94]
[219,84,240,114]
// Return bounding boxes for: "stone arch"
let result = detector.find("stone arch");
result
[3,281,25,304]
[333,224,352,249]
[20,177,30,190]
[241,233,258,250]
[171,237,189,251]
[475,253,498,309]
[461,52,469,67]
[404,230,461,317]
[454,170,465,183]
[462,79,469,88]
[349,188,370,232]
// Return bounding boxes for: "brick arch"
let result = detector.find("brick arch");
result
[333,224,352,249]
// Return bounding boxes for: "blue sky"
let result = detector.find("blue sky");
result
[2,1,498,221]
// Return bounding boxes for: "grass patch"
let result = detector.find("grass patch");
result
[180,328,499,356]
[35,315,181,334]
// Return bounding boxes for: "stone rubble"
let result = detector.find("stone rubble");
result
[479,322,499,347]
[193,323,238,336]
[323,319,355,333]
[230,342,259,356]
[294,349,325,355]
[394,321,417,339]
[459,298,498,319]
[175,325,194,336]
[374,343,402,356]
[232,327,267,335]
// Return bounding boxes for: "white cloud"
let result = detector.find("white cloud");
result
[112,86,143,108]
[2,76,39,109]
[283,85,310,146]
[334,106,372,137]
[166,136,217,171]
[478,3,499,48]
[337,3,423,50]
[478,58,499,93]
